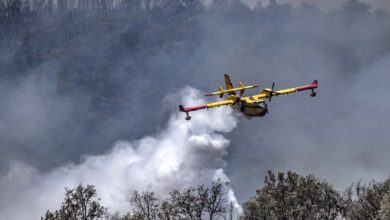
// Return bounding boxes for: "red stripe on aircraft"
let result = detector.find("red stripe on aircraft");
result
[296,80,318,91]
[184,104,208,112]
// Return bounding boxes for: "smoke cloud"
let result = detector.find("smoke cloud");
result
[0,88,239,220]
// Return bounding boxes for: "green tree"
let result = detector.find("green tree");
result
[128,181,229,220]
[242,171,342,220]
[342,179,390,219]
[130,190,160,220]
[168,180,228,220]
[42,183,108,220]
[379,191,390,220]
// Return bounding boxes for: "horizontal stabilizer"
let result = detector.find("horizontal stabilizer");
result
[205,84,258,97]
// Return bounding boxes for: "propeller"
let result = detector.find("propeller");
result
[233,96,245,112]
[268,82,275,102]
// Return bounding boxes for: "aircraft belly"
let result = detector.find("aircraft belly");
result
[242,104,267,117]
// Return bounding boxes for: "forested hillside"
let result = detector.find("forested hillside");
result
[1,0,389,172]
[1,0,206,170]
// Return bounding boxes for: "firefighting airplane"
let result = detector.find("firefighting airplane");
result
[179,74,318,120]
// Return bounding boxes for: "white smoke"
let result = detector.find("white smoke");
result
[0,87,240,220]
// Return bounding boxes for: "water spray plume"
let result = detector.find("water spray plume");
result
[0,87,240,219]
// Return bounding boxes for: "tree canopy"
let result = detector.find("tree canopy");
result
[42,172,390,219]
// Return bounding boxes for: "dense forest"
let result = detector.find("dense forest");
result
[42,171,390,219]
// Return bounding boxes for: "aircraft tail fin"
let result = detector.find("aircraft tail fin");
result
[224,74,234,91]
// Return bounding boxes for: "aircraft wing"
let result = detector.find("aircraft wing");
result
[250,80,318,100]
[179,99,235,120]
[179,100,235,113]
